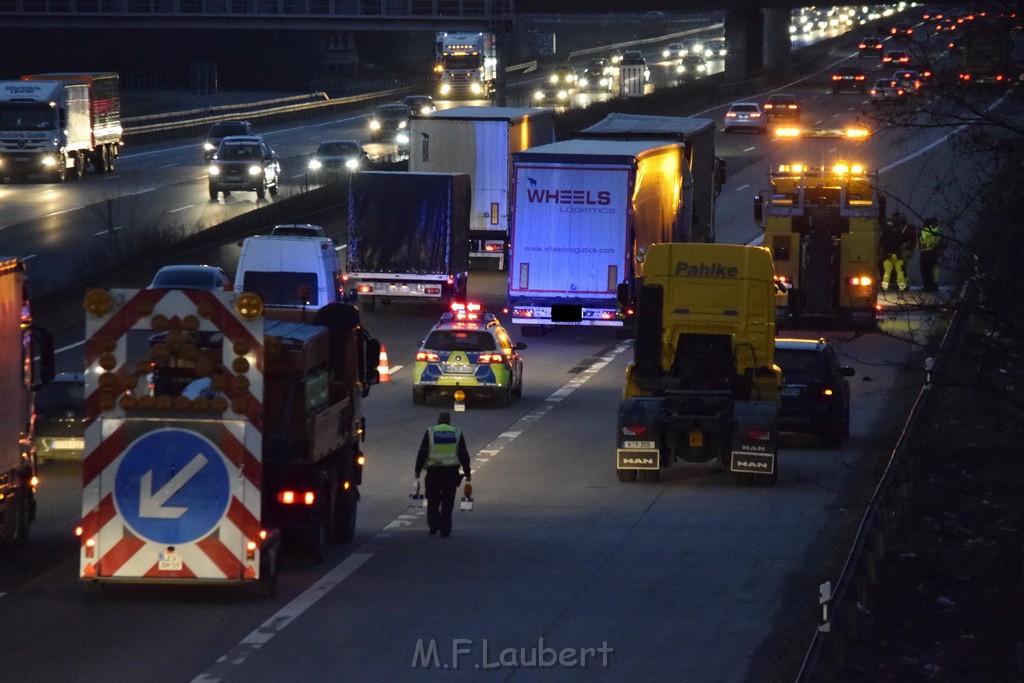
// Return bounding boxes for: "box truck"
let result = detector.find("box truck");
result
[508,139,686,335]
[409,106,555,269]
[347,171,471,312]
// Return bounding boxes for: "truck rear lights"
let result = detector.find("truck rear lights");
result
[424,287,441,295]
[477,353,502,363]
[484,243,501,252]
[621,425,647,437]
[246,541,257,560]
[356,284,373,293]
[85,537,96,558]
[848,275,873,286]
[356,454,366,466]
[599,311,615,320]
[744,428,773,441]
[277,490,315,505]
[416,351,440,362]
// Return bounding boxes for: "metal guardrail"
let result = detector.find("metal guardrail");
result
[796,278,979,680]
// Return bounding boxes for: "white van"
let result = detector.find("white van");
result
[234,229,346,314]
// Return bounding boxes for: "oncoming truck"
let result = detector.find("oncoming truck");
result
[436,31,496,99]
[77,287,380,592]
[754,149,882,328]
[616,243,781,485]
[507,139,687,335]
[0,72,122,182]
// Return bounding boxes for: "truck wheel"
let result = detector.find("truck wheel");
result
[208,185,219,201]
[332,488,358,544]
[412,387,426,405]
[51,160,66,184]
[71,152,85,180]
[616,468,638,483]
[256,550,278,597]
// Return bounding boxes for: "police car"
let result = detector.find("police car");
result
[413,303,526,406]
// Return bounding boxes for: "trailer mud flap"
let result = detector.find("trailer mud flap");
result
[730,400,778,475]
[617,397,663,469]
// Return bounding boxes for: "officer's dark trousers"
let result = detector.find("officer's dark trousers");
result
[425,466,461,536]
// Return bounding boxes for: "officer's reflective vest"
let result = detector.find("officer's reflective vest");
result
[426,424,461,467]
[920,224,941,251]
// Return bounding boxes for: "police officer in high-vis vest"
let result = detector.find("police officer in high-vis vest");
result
[415,412,471,537]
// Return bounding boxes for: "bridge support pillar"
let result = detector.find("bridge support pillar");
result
[724,6,763,81]
[763,8,792,75]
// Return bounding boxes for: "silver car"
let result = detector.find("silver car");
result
[723,102,766,133]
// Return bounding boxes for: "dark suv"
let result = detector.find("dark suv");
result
[775,338,855,447]
[763,93,801,122]
[202,120,255,162]
[33,373,86,462]
[207,135,281,201]
[831,66,868,93]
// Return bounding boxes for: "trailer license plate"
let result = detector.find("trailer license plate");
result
[622,440,655,449]
[50,438,85,450]
[689,431,703,447]
[158,553,183,571]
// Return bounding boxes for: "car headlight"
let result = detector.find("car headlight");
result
[208,165,220,176]
[370,120,381,130]
[41,156,57,168]
[345,158,360,170]
[420,106,432,115]
[549,74,559,84]
[399,121,407,129]
[533,90,544,101]
[203,142,215,152]
[395,132,409,145]
[676,64,685,73]
[662,50,671,58]
[557,90,568,100]
[248,164,262,176]
[308,159,322,171]
[471,82,483,94]
[440,83,451,95]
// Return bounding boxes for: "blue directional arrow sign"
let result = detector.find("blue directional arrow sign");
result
[114,428,231,545]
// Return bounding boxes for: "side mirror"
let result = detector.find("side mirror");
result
[31,325,55,386]
[753,193,764,225]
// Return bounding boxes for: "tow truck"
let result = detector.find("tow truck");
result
[758,124,882,328]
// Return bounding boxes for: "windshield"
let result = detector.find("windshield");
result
[151,268,223,290]
[318,142,361,156]
[775,349,826,383]
[442,55,482,70]
[424,330,497,352]
[36,381,85,416]
[218,144,261,160]
[0,103,57,131]
[242,272,319,306]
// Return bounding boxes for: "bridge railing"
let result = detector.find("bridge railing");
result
[0,0,511,17]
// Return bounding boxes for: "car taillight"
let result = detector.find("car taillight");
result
[477,353,502,363]
[787,104,798,109]
[416,351,440,362]
[764,103,773,109]
[750,112,761,118]
[856,75,865,80]
[848,275,873,287]
[725,111,737,118]
[832,75,841,80]
[821,388,835,397]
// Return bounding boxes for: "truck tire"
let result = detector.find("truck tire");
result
[332,488,358,544]
[51,157,66,184]
[512,375,523,399]
[71,152,85,180]
[105,146,116,172]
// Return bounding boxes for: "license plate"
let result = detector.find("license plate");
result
[622,440,655,449]
[50,438,84,450]
[158,553,183,571]
[689,431,703,447]
[443,363,473,374]
[780,387,801,397]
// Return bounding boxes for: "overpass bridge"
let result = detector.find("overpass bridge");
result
[0,0,848,88]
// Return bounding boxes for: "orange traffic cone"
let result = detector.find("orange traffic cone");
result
[377,344,391,382]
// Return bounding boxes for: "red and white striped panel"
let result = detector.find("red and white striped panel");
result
[79,289,265,582]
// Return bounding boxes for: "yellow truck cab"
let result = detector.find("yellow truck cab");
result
[617,243,781,485]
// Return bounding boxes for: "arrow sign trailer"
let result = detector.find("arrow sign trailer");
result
[139,452,209,519]
[114,428,232,545]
